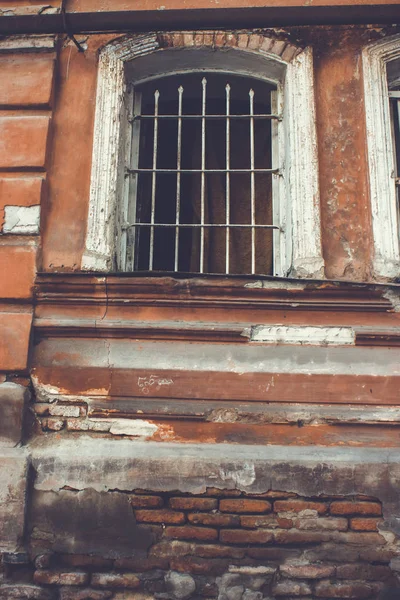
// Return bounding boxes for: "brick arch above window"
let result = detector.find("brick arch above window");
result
[82,31,323,279]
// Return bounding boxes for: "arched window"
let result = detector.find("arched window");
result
[83,32,323,279]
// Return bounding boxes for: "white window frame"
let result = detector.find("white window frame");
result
[82,33,323,279]
[362,34,400,280]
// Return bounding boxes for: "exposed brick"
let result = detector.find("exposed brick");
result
[59,588,113,600]
[304,543,360,563]
[350,518,380,531]
[360,545,396,563]
[0,116,51,169]
[0,586,54,600]
[130,495,163,508]
[329,531,386,545]
[0,55,54,107]
[66,419,110,432]
[135,509,185,524]
[195,544,245,559]
[170,556,230,575]
[35,554,52,569]
[241,515,292,529]
[336,564,392,581]
[170,497,217,511]
[259,491,298,499]
[165,526,218,541]
[91,573,140,589]
[314,581,373,598]
[58,554,113,569]
[33,570,89,586]
[274,500,328,514]
[49,404,80,418]
[43,418,65,431]
[205,488,242,497]
[280,564,336,579]
[274,530,331,544]
[114,557,169,571]
[330,501,382,516]
[273,581,312,596]
[294,517,348,531]
[220,529,273,544]
[149,540,194,558]
[149,539,245,559]
[219,499,271,513]
[247,547,302,561]
[189,513,240,527]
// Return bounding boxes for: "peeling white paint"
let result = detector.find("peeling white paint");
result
[363,35,400,279]
[251,325,355,345]
[3,205,40,234]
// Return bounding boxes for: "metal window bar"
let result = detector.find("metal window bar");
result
[225,83,231,275]
[148,89,159,271]
[128,76,280,274]
[249,88,256,274]
[175,85,183,272]
[131,114,281,120]
[200,77,207,273]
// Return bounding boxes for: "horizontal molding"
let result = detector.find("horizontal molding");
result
[34,274,395,313]
[32,366,400,405]
[34,318,249,343]
[33,318,400,347]
[84,398,400,424]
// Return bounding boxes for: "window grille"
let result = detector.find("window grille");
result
[124,73,280,275]
[389,89,400,235]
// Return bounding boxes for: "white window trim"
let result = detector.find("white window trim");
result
[362,34,400,280]
[82,33,323,279]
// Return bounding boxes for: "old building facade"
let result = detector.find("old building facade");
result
[1,1,400,598]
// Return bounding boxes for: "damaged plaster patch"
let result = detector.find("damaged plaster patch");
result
[244,280,305,290]
[219,463,256,488]
[0,36,56,53]
[108,419,158,438]
[384,289,400,312]
[251,325,355,345]
[3,205,40,234]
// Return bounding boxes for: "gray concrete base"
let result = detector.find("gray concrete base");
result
[26,436,400,557]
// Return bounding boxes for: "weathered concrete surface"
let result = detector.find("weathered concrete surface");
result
[30,488,154,558]
[0,382,30,446]
[30,438,400,542]
[0,448,28,552]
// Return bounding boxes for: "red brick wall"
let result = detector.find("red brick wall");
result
[6,489,395,599]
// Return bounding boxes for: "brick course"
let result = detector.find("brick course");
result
[170,497,218,511]
[219,499,271,513]
[330,501,382,516]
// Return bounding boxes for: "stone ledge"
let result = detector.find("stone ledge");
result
[29,438,400,531]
